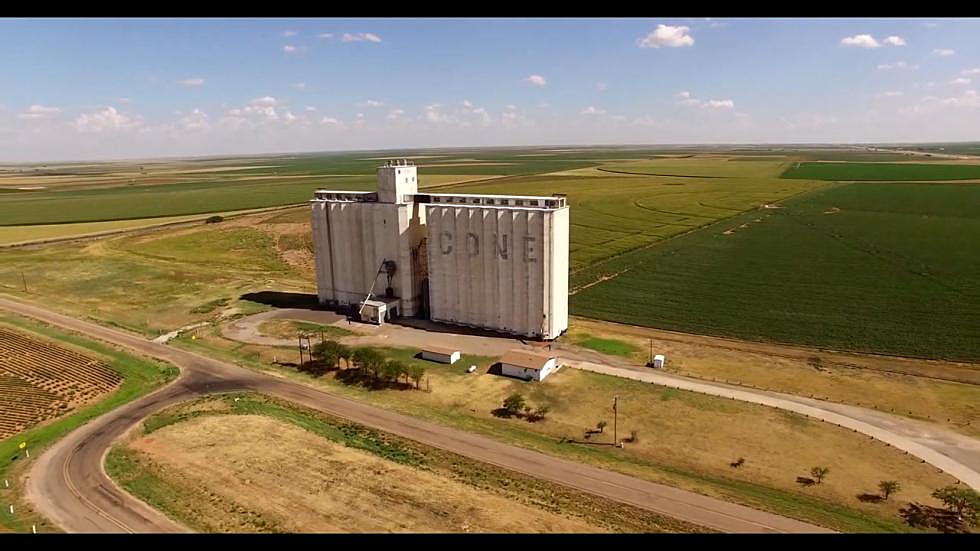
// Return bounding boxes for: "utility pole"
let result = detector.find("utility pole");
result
[613,396,619,447]
[21,272,27,293]
[298,334,304,366]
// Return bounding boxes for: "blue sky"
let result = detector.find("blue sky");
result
[1,18,979,161]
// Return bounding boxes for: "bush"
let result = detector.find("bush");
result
[205,215,224,224]
[503,393,526,416]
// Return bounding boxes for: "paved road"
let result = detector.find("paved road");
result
[1,297,830,534]
[224,308,980,491]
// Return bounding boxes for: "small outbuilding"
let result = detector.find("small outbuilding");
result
[421,346,461,365]
[651,354,665,369]
[500,350,558,382]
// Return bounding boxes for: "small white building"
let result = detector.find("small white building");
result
[652,354,665,369]
[358,300,388,325]
[500,350,558,382]
[421,346,461,365]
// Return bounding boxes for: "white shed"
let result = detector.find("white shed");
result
[652,354,665,369]
[358,299,387,325]
[500,350,558,382]
[421,346,461,365]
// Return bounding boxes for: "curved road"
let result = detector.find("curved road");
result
[225,308,980,491]
[2,297,829,534]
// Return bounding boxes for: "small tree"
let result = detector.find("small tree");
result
[879,480,901,501]
[351,347,385,380]
[932,486,979,527]
[408,364,425,389]
[503,393,526,416]
[810,466,830,485]
[596,421,608,433]
[313,340,346,369]
[333,342,352,369]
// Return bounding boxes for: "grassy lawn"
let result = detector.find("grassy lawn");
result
[257,319,355,340]
[171,328,945,533]
[0,314,178,533]
[107,393,705,533]
[567,333,642,360]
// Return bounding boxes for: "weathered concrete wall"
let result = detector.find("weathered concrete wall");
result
[425,205,569,339]
[311,199,425,316]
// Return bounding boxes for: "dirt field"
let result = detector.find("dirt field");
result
[0,325,121,439]
[114,398,704,533]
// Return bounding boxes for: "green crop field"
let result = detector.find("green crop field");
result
[781,162,980,181]
[571,181,980,361]
[440,159,822,271]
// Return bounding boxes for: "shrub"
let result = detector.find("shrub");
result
[503,393,526,416]
[205,215,224,224]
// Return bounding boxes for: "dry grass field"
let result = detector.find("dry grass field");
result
[564,318,980,438]
[108,396,704,533]
[175,329,956,532]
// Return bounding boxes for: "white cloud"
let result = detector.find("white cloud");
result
[580,106,607,115]
[878,90,904,97]
[638,24,694,48]
[282,30,298,37]
[74,106,141,133]
[841,34,880,48]
[703,99,735,110]
[117,98,132,104]
[359,99,384,108]
[525,74,547,87]
[933,48,956,56]
[841,34,907,48]
[675,91,734,110]
[877,61,918,71]
[304,106,317,112]
[341,33,381,43]
[18,104,61,119]
[961,68,980,76]
[950,77,972,85]
[320,116,341,126]
[317,33,333,39]
[250,96,278,107]
[910,89,980,113]
[386,108,405,120]
[283,45,298,53]
[283,111,297,124]
[291,82,305,90]
[178,77,205,87]
[924,22,939,28]
[423,104,454,124]
[504,104,517,111]
[462,100,473,108]
[596,81,608,92]
[178,108,209,131]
